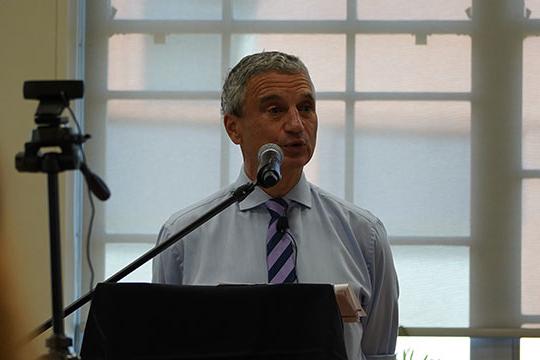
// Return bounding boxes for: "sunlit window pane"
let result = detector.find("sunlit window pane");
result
[523,37,540,169]
[228,142,244,184]
[354,101,470,237]
[356,35,471,92]
[525,0,540,19]
[521,338,540,360]
[522,180,540,315]
[231,34,346,91]
[393,245,469,327]
[357,0,471,20]
[305,101,346,198]
[105,243,153,282]
[396,337,470,360]
[108,34,222,91]
[232,0,346,20]
[111,0,222,20]
[106,100,222,234]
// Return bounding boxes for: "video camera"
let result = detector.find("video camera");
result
[23,80,84,124]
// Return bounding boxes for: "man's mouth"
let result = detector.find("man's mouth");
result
[282,141,306,149]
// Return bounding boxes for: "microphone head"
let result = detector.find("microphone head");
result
[257,143,283,163]
[256,143,284,188]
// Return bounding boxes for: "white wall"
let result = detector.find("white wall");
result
[0,0,79,355]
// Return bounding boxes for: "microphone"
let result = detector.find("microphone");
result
[256,143,283,188]
[277,216,289,233]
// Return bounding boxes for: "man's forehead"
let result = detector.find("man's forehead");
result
[247,71,315,98]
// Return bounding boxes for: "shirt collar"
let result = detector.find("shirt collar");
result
[234,167,312,211]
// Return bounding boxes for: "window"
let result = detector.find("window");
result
[84,1,540,358]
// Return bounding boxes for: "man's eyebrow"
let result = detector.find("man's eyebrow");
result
[259,94,283,104]
[302,92,316,102]
[259,92,315,104]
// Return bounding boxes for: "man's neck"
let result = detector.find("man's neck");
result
[261,168,302,198]
[245,166,302,198]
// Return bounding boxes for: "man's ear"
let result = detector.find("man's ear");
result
[224,113,242,144]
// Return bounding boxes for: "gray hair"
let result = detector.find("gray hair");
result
[221,51,313,116]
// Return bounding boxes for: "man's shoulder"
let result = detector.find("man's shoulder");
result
[163,184,236,230]
[308,182,381,226]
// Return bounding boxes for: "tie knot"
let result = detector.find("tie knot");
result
[265,198,288,218]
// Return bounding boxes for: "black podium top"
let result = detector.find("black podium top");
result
[80,283,347,360]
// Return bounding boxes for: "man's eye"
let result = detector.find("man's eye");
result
[299,104,314,112]
[268,106,283,114]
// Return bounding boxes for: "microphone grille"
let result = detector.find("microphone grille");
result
[257,143,283,162]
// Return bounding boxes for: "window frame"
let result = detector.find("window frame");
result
[82,0,540,357]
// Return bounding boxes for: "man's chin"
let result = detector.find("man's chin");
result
[282,157,310,172]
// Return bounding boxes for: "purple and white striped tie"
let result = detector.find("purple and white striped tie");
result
[265,198,297,284]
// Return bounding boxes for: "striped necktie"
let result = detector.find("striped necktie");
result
[265,198,297,284]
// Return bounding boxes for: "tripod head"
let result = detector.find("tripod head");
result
[16,81,85,174]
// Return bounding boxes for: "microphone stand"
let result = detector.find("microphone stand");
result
[29,181,257,340]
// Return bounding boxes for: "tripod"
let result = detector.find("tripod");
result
[16,80,109,359]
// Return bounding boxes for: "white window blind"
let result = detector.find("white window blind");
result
[84,1,540,358]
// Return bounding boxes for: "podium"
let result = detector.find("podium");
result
[80,283,347,360]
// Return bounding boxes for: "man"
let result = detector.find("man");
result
[153,51,399,360]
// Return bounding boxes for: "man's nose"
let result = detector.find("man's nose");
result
[284,108,304,132]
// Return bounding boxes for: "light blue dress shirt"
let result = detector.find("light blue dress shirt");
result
[152,170,399,360]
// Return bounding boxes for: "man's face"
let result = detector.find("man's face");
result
[225,71,318,180]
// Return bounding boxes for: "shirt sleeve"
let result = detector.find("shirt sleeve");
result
[361,219,399,360]
[151,224,184,285]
